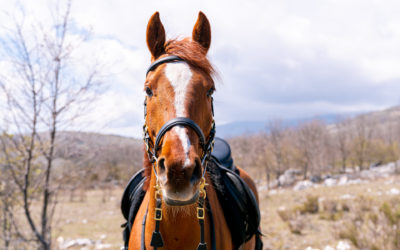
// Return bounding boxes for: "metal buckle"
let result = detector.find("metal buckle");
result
[154,208,163,221]
[197,207,205,220]
[154,182,162,199]
[199,177,207,199]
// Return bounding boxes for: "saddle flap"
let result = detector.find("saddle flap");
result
[121,168,146,220]
[210,157,261,245]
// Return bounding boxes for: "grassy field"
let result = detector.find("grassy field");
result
[51,175,400,249]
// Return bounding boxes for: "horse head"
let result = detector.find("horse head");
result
[144,12,215,206]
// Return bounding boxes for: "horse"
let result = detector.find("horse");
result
[128,11,261,250]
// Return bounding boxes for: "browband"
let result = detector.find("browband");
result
[146,55,184,76]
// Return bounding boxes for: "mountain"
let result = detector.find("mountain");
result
[216,113,351,138]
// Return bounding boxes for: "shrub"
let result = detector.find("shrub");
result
[337,197,400,250]
[299,195,319,214]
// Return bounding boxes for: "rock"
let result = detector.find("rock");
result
[337,175,348,185]
[388,188,400,195]
[360,170,375,179]
[324,178,337,187]
[340,194,354,200]
[269,189,278,195]
[95,243,112,249]
[293,180,313,191]
[57,236,64,245]
[59,238,95,249]
[369,161,382,168]
[344,168,354,173]
[278,169,301,187]
[360,162,395,179]
[347,179,364,185]
[310,175,322,183]
[336,240,351,250]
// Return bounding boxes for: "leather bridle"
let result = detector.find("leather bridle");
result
[142,55,216,182]
[142,55,216,250]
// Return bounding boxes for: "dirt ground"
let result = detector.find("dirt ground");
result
[51,175,400,249]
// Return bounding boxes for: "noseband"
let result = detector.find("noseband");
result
[142,55,216,250]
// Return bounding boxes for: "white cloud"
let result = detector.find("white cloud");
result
[1,0,400,137]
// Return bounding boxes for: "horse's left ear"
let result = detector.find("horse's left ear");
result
[192,11,211,53]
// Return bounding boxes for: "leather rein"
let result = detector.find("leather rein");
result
[142,55,216,250]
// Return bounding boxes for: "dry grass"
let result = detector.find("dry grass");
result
[52,188,124,249]
[26,175,400,249]
[259,175,400,249]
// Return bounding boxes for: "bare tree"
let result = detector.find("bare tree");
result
[335,117,352,173]
[383,117,400,173]
[0,1,102,249]
[351,115,375,170]
[295,120,327,179]
[266,120,289,186]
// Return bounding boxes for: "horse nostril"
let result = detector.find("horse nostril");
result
[158,158,166,174]
[190,158,202,184]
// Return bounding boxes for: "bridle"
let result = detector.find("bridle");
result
[143,55,216,185]
[142,55,216,250]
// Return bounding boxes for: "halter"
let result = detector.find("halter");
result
[142,55,216,250]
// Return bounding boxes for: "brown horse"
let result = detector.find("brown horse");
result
[129,12,260,250]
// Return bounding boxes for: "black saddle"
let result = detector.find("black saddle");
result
[121,137,262,249]
[211,137,235,171]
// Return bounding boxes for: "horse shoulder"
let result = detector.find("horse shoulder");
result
[206,175,233,250]
[128,192,150,249]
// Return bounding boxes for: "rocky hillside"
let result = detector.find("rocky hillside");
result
[51,131,144,187]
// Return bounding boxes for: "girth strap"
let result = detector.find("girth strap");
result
[150,198,164,249]
[197,196,206,250]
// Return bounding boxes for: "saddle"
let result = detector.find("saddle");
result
[121,137,262,249]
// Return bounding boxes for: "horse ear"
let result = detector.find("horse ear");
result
[192,11,211,53]
[146,12,166,59]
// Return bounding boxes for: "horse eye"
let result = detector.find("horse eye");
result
[207,87,215,97]
[145,87,153,97]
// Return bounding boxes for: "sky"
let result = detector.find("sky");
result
[1,0,400,138]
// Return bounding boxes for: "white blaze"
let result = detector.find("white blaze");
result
[165,62,193,167]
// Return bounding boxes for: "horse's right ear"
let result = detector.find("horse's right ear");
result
[146,12,166,59]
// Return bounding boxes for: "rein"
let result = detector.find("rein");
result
[142,55,216,250]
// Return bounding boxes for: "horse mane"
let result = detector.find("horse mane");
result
[142,38,216,189]
[165,38,215,80]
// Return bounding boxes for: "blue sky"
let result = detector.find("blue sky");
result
[1,0,400,137]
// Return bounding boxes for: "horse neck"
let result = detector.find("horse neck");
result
[147,171,202,248]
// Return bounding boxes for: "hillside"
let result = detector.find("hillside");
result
[218,106,400,138]
[45,105,400,188]
[51,131,144,187]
